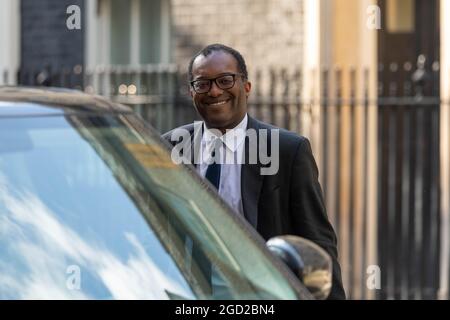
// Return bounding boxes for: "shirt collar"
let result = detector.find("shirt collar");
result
[202,114,248,153]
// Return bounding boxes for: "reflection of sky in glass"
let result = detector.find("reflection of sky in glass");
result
[0,116,194,299]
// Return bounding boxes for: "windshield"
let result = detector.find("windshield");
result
[0,106,302,300]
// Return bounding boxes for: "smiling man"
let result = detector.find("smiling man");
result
[163,43,345,299]
[188,49,250,133]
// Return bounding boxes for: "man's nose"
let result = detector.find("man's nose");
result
[208,81,224,97]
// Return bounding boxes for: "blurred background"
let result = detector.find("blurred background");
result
[0,0,448,300]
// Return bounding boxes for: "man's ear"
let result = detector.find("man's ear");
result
[244,81,252,98]
[189,88,194,98]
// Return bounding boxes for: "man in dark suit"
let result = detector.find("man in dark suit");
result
[163,43,345,299]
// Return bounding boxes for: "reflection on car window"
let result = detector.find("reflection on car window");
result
[0,116,194,299]
[0,112,300,300]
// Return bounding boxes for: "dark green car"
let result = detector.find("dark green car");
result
[0,87,330,300]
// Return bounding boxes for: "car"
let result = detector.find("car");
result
[0,87,332,300]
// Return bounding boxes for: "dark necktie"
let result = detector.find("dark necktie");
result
[205,140,221,190]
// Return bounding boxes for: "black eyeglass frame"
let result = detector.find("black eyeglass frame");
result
[190,73,246,94]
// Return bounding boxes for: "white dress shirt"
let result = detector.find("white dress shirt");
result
[197,114,248,216]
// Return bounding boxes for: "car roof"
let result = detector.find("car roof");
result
[0,86,131,116]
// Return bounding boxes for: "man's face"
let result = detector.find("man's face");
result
[190,50,251,132]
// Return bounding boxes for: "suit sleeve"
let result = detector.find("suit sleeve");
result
[289,137,346,300]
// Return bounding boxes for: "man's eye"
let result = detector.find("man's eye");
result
[218,78,233,86]
[195,81,209,89]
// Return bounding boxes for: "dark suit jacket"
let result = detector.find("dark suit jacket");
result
[162,115,346,299]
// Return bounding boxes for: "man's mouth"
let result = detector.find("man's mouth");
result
[206,99,231,106]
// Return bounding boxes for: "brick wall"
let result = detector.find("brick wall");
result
[171,0,304,78]
[20,0,84,71]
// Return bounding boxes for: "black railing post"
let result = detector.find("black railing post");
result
[361,68,369,299]
[334,67,342,242]
[269,68,277,126]
[281,69,290,130]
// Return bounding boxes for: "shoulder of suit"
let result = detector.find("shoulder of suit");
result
[249,116,308,147]
[162,123,195,140]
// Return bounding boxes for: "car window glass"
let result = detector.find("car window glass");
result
[0,115,195,299]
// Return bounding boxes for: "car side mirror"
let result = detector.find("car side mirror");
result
[267,235,332,300]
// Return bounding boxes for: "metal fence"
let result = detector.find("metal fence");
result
[3,63,448,300]
[83,65,197,133]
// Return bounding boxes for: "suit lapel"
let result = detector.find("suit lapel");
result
[241,116,264,229]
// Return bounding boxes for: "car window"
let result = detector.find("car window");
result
[0,109,301,300]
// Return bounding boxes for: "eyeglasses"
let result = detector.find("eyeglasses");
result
[190,73,245,94]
